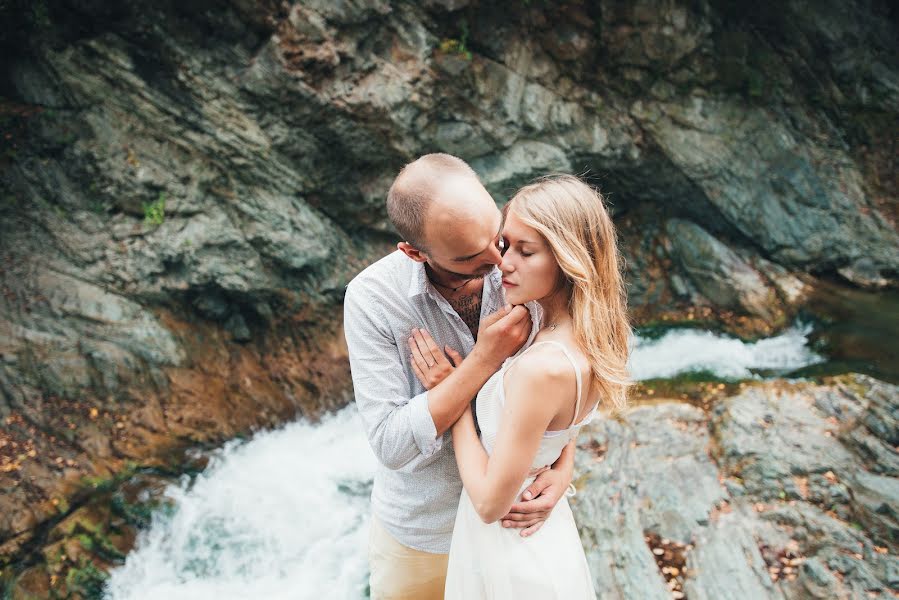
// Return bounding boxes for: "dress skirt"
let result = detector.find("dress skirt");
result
[444,480,596,599]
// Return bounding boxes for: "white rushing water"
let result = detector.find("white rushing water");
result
[628,321,825,381]
[105,323,825,600]
[104,408,377,600]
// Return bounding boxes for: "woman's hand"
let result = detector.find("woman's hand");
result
[408,328,463,389]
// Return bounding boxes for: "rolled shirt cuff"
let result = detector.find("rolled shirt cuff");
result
[409,390,442,457]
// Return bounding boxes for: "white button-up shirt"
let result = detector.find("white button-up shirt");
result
[343,250,538,552]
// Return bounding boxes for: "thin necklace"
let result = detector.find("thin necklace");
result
[431,276,475,293]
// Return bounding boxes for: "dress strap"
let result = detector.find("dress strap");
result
[507,341,583,428]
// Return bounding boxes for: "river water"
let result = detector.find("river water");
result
[103,323,826,600]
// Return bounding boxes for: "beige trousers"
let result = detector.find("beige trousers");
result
[368,515,450,600]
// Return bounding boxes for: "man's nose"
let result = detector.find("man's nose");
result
[485,242,503,265]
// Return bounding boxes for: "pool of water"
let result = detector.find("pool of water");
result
[794,279,899,384]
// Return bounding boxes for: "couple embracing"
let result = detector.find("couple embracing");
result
[344,153,631,599]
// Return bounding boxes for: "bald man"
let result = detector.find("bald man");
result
[343,154,575,599]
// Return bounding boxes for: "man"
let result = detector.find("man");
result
[344,154,575,599]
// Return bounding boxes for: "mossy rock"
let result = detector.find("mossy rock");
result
[10,565,51,600]
[48,504,110,542]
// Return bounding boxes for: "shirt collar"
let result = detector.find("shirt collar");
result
[408,259,431,298]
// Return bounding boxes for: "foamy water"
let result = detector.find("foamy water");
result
[628,321,825,380]
[103,408,376,600]
[104,323,825,600]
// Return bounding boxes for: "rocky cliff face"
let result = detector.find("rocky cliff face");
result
[0,0,897,591]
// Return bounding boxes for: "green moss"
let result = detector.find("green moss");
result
[438,38,471,60]
[75,534,94,552]
[437,16,473,60]
[640,369,743,387]
[64,560,108,599]
[143,192,166,227]
[80,461,141,494]
[635,319,725,341]
[109,492,155,529]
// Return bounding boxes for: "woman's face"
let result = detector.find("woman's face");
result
[500,209,562,305]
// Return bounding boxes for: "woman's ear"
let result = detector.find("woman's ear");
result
[397,241,429,263]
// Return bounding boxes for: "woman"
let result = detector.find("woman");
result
[408,174,632,598]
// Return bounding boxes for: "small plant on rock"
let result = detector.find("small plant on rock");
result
[143,192,166,227]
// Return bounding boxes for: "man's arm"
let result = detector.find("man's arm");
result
[344,282,443,470]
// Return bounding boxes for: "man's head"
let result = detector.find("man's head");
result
[387,153,503,280]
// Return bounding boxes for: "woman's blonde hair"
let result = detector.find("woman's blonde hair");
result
[505,174,632,413]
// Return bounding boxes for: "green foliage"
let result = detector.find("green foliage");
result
[143,192,166,227]
[75,534,95,551]
[438,38,471,60]
[438,17,472,60]
[80,461,140,494]
[65,560,108,599]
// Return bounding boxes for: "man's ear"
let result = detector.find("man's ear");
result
[398,242,428,263]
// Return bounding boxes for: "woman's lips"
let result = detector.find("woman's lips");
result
[502,279,517,288]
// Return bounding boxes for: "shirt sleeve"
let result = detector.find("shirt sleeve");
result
[343,280,443,470]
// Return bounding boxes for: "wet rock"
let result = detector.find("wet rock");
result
[10,565,50,600]
[575,375,898,596]
[711,385,857,498]
[665,219,784,322]
[683,512,784,600]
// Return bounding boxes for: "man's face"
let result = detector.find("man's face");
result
[421,176,505,279]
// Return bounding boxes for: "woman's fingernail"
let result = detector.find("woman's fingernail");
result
[523,491,532,500]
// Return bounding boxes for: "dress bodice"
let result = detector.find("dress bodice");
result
[475,341,597,471]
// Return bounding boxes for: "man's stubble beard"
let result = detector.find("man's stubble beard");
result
[427,259,496,283]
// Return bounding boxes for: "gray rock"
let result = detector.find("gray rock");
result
[683,512,785,600]
[633,98,899,285]
[665,219,783,320]
[572,376,898,597]
[711,386,857,496]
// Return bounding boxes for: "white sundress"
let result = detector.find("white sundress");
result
[444,340,598,599]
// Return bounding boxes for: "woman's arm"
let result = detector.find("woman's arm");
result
[452,348,575,523]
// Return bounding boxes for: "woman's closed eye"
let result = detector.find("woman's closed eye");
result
[500,238,534,258]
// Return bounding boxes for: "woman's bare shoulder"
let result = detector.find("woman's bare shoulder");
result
[504,343,579,394]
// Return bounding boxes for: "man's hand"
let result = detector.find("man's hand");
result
[500,467,568,537]
[472,304,531,370]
